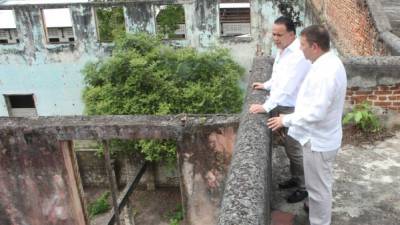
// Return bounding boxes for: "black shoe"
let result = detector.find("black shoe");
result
[287,189,308,203]
[303,202,309,213]
[278,178,299,189]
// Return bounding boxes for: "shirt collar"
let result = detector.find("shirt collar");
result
[286,38,300,52]
[279,38,300,56]
[313,51,332,65]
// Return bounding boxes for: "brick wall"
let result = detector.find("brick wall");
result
[308,0,387,56]
[346,83,400,111]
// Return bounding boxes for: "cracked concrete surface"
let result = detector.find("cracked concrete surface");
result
[272,131,400,225]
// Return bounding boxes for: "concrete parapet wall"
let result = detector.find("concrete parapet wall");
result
[344,56,400,88]
[218,56,273,225]
[365,0,400,55]
[380,31,400,55]
[0,114,239,225]
[343,57,400,112]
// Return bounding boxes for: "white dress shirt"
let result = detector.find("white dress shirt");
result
[262,39,311,112]
[282,51,347,152]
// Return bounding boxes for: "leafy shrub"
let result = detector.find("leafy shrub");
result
[88,191,111,217]
[343,102,381,132]
[83,32,244,163]
[96,7,125,42]
[168,204,184,225]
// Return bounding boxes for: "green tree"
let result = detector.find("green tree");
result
[96,7,126,42]
[156,5,185,39]
[83,33,244,163]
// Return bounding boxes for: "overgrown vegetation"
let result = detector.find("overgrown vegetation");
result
[96,7,125,42]
[167,204,184,225]
[83,32,244,164]
[273,0,303,27]
[343,102,381,133]
[156,5,185,39]
[88,191,111,217]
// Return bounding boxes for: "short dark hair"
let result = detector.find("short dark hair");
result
[274,16,296,34]
[300,25,330,51]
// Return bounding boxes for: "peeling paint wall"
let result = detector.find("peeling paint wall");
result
[179,125,237,225]
[0,1,306,116]
[124,3,156,33]
[0,115,239,225]
[0,130,81,225]
[0,4,110,116]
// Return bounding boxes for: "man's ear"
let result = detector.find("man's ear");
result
[311,42,319,50]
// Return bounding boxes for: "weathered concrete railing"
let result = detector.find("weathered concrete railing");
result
[366,0,400,55]
[218,56,273,225]
[343,56,400,87]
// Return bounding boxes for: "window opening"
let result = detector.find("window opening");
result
[95,7,126,42]
[219,1,251,37]
[42,8,75,43]
[156,5,186,40]
[0,10,19,44]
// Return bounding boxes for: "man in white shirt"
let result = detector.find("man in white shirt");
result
[250,16,311,203]
[267,25,347,225]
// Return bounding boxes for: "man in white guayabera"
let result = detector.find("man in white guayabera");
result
[250,16,311,203]
[267,25,347,225]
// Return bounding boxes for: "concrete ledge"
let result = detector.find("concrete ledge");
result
[218,56,273,225]
[0,114,239,141]
[0,0,194,9]
[380,31,400,55]
[366,0,393,33]
[365,0,400,55]
[343,56,400,87]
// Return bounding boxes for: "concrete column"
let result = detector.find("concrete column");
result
[185,0,219,49]
[124,3,156,34]
[13,6,46,63]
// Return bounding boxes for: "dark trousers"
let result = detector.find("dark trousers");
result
[270,105,305,188]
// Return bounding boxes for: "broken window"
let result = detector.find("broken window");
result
[95,7,126,42]
[42,8,75,43]
[0,10,19,44]
[156,5,186,40]
[219,0,251,37]
[5,94,38,117]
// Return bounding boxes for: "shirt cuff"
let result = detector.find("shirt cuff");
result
[263,82,271,90]
[282,114,293,127]
[262,101,275,113]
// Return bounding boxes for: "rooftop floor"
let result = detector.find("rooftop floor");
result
[272,131,400,225]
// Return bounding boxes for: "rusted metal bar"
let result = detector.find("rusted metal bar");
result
[106,162,147,225]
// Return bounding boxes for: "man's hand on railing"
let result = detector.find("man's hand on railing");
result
[249,104,266,114]
[252,82,265,90]
[267,114,284,131]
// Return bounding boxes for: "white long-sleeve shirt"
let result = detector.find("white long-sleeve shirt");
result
[282,51,347,152]
[262,39,311,112]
